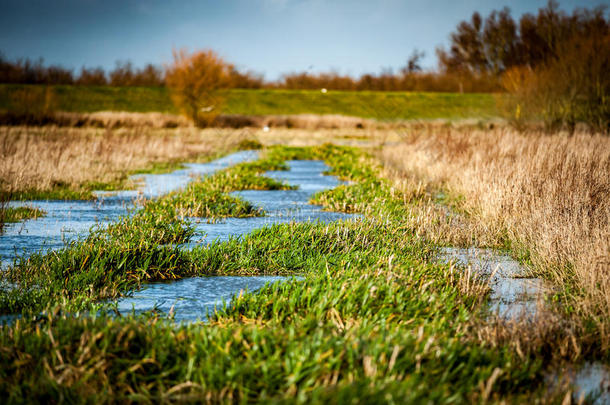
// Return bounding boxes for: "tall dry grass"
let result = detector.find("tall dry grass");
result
[0,110,385,131]
[0,124,399,199]
[382,125,610,348]
[0,126,247,196]
[0,111,191,129]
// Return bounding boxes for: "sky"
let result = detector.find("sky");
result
[0,0,607,80]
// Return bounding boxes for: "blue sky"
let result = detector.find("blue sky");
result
[0,0,606,80]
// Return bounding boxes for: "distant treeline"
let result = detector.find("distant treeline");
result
[1,1,607,95]
[0,59,166,87]
[274,69,500,93]
[0,53,497,92]
[0,55,267,88]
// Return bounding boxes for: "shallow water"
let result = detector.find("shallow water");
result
[184,160,354,245]
[440,248,610,402]
[96,150,256,200]
[0,151,258,268]
[439,247,545,320]
[118,160,355,321]
[547,362,610,404]
[571,362,610,404]
[0,153,354,322]
[115,276,291,322]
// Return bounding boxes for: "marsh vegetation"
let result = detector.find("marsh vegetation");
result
[382,124,610,358]
[0,126,253,200]
[0,136,605,402]
[0,1,608,402]
[0,145,574,402]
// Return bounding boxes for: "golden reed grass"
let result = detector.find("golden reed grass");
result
[381,124,610,350]
[0,126,250,195]
[0,110,379,130]
[0,123,399,198]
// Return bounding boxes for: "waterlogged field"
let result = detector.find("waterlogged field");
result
[2,143,600,403]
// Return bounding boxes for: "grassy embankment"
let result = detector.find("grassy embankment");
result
[0,84,500,121]
[0,145,574,403]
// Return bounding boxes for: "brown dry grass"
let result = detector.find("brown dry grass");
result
[0,110,386,131]
[0,125,399,199]
[255,127,400,148]
[0,111,191,129]
[215,113,377,130]
[0,126,251,197]
[55,111,191,129]
[381,124,610,350]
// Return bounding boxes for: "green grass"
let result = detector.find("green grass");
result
[0,220,549,402]
[130,160,189,175]
[0,206,46,229]
[3,180,131,201]
[0,84,500,120]
[0,150,298,314]
[224,89,500,120]
[0,84,173,113]
[0,145,569,403]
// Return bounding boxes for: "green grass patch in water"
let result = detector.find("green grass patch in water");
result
[0,206,46,223]
[0,205,46,234]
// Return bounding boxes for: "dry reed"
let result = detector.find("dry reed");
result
[0,125,403,198]
[0,110,381,130]
[381,124,610,349]
[0,126,248,196]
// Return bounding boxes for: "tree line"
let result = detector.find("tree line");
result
[0,58,166,87]
[0,51,497,92]
[433,0,608,132]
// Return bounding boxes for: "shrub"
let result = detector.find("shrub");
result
[502,32,610,134]
[165,49,232,127]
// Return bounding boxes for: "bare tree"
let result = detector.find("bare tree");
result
[402,49,425,74]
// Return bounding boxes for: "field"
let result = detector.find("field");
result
[2,0,608,401]
[0,87,608,403]
[0,145,567,402]
[0,84,500,121]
